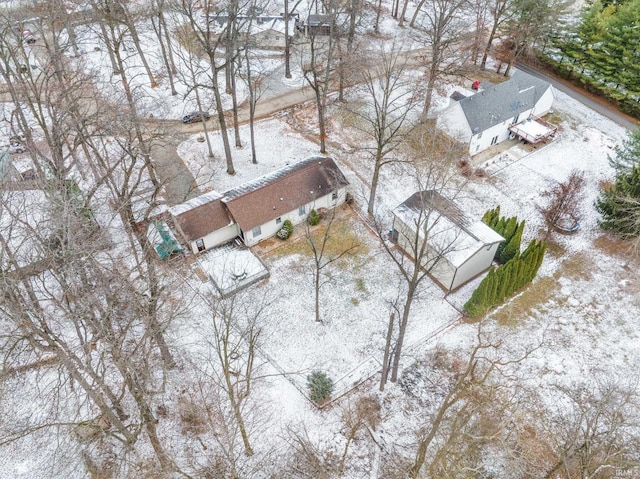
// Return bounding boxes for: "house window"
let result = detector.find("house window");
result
[514,114,520,124]
[276,217,282,224]
[299,205,306,216]
[196,238,205,252]
[331,191,338,201]
[491,135,498,145]
[477,131,482,139]
[252,226,261,238]
[475,144,480,152]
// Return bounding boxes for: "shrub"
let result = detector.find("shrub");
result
[482,206,524,263]
[307,370,334,405]
[307,209,320,226]
[276,219,294,240]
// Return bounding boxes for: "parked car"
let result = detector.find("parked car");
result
[22,30,36,44]
[182,111,211,124]
[4,137,28,154]
[8,142,28,154]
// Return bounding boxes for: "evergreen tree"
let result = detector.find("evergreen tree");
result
[589,0,640,100]
[609,128,640,171]
[307,371,334,404]
[482,206,500,228]
[595,165,640,238]
[464,267,494,318]
[464,239,547,319]
[499,219,524,263]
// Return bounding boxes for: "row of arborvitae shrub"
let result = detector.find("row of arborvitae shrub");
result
[464,208,547,319]
[277,209,321,240]
[482,206,524,264]
[464,239,547,318]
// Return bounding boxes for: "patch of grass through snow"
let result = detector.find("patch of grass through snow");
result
[552,251,594,282]
[266,217,369,268]
[490,276,559,326]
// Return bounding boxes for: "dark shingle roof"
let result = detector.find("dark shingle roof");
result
[398,190,504,245]
[459,70,551,133]
[170,191,232,241]
[223,157,348,231]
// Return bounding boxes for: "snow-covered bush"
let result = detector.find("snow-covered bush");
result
[277,220,294,240]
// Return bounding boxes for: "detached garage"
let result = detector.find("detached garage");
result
[392,191,504,291]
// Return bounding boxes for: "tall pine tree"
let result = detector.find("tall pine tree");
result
[595,165,640,238]
[609,128,640,171]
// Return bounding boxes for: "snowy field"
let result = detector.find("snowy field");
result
[2,0,639,476]
[160,74,640,474]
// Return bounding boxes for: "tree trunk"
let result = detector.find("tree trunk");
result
[380,312,395,391]
[368,155,383,216]
[211,65,236,175]
[284,0,292,78]
[223,367,254,456]
[409,0,428,27]
[231,59,242,148]
[315,268,322,322]
[390,290,414,382]
[375,0,383,32]
[480,20,500,70]
[159,10,178,75]
[151,12,177,95]
[126,19,157,87]
[398,0,411,26]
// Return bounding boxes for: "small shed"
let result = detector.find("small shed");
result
[392,191,504,291]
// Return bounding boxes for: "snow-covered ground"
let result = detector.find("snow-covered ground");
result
[1,0,638,476]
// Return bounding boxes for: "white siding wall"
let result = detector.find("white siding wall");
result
[243,187,347,247]
[190,223,239,254]
[531,87,554,116]
[436,102,472,144]
[469,87,554,155]
[393,215,501,291]
[469,113,530,155]
[450,242,499,290]
[252,30,286,48]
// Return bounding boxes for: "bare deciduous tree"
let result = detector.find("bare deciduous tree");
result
[538,169,586,238]
[409,0,473,115]
[306,206,360,323]
[345,41,421,216]
[376,152,465,385]
[541,376,640,479]
[300,10,338,154]
[403,324,542,478]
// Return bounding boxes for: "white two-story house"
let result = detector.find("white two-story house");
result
[437,70,555,156]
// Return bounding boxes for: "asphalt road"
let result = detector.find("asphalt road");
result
[515,62,639,131]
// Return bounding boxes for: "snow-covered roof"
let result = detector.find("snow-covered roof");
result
[394,191,504,268]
